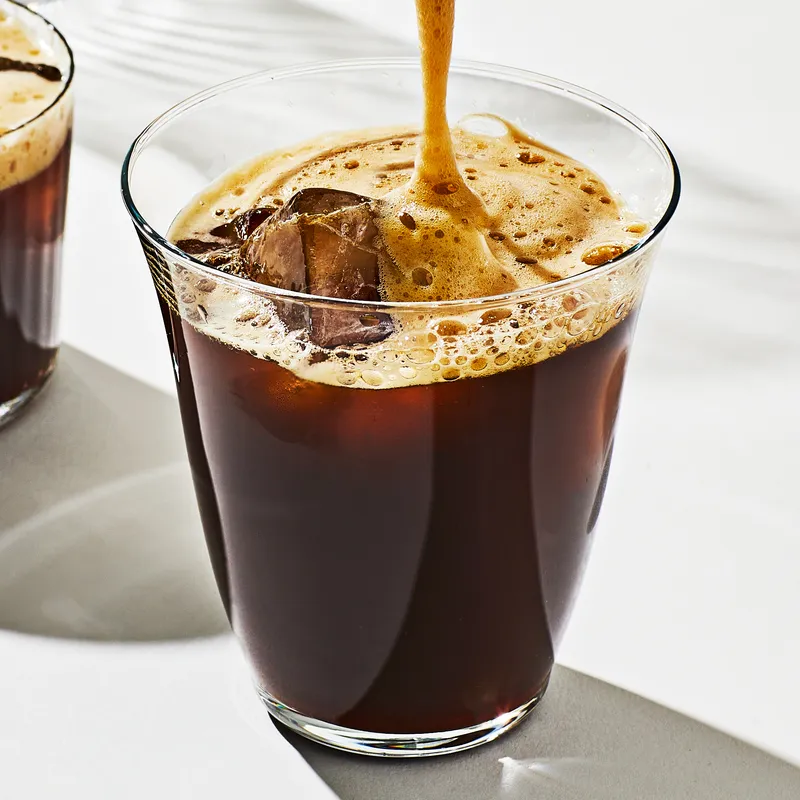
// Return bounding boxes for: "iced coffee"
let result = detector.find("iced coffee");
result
[0,2,73,424]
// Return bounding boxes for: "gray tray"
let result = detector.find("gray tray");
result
[2,347,799,799]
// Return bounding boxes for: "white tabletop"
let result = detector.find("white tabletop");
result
[4,0,799,794]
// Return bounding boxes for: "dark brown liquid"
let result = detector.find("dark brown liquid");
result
[0,131,71,410]
[162,301,635,734]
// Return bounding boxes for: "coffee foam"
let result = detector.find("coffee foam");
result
[168,253,649,390]
[167,121,651,389]
[172,120,643,295]
[0,10,72,191]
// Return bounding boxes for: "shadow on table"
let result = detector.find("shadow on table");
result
[0,347,228,641]
[283,667,800,800]
[3,348,799,798]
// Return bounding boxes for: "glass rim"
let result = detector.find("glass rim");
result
[122,57,681,313]
[0,0,75,141]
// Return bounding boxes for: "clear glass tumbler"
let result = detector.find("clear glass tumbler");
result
[0,0,73,425]
[122,59,679,757]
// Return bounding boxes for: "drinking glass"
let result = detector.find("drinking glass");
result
[122,59,679,757]
[0,0,73,425]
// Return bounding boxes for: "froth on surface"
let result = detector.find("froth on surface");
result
[171,119,644,301]
[162,250,651,390]
[0,10,71,191]
[166,119,652,388]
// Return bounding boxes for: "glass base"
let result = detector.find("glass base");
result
[0,373,53,429]
[261,684,547,758]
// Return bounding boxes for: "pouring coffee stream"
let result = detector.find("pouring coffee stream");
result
[411,0,471,196]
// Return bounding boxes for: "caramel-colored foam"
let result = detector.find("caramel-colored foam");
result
[0,9,71,191]
[165,0,650,390]
[171,120,643,299]
[167,121,650,390]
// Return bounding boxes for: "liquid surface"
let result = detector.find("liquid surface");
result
[173,121,642,298]
[167,120,647,389]
[0,8,70,190]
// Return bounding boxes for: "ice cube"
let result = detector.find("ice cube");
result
[241,188,393,348]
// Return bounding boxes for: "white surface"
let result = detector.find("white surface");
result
[3,0,799,795]
[0,633,336,798]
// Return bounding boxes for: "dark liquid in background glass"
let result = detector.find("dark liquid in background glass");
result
[0,131,71,408]
[160,299,635,734]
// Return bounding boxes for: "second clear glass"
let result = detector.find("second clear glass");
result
[0,0,73,425]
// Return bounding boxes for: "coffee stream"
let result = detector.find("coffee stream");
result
[374,0,516,300]
[412,0,465,194]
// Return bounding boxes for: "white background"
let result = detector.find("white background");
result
[6,0,799,792]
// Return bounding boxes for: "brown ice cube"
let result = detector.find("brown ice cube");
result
[209,206,277,242]
[279,188,369,217]
[173,208,280,279]
[241,188,393,348]
[173,238,224,256]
